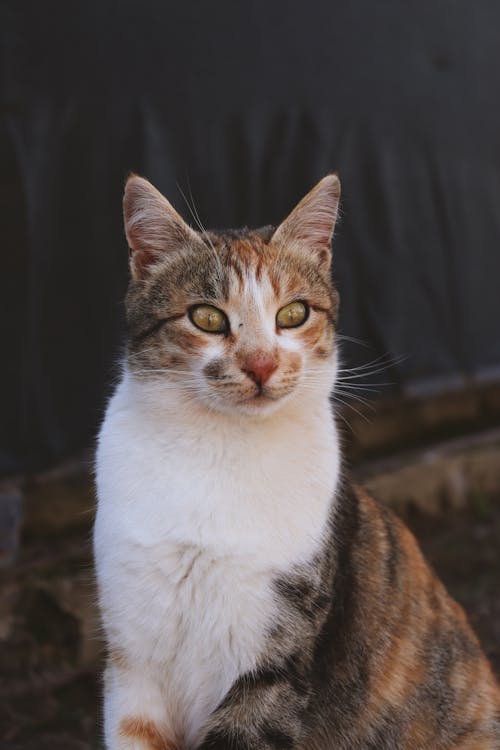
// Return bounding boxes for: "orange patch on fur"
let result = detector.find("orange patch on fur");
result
[283,351,301,374]
[119,717,178,750]
[313,346,329,358]
[232,238,263,270]
[299,318,323,345]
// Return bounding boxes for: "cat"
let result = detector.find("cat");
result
[94,173,500,750]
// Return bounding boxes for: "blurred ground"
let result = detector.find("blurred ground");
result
[409,498,500,677]
[1,436,499,749]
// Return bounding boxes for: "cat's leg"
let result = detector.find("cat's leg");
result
[103,656,179,750]
[197,668,309,750]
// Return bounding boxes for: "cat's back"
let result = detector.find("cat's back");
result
[306,483,500,749]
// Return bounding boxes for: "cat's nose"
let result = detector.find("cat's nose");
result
[241,352,278,386]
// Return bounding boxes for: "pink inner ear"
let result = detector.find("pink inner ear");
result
[125,211,167,278]
[129,247,162,279]
[294,206,336,249]
[271,175,340,268]
[123,175,199,278]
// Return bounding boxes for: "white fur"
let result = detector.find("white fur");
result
[95,362,339,749]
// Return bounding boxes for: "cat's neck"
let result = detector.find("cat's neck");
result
[101,366,341,564]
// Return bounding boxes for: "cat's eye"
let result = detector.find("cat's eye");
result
[276,301,309,329]
[189,304,229,334]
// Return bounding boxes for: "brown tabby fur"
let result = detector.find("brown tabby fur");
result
[118,176,500,749]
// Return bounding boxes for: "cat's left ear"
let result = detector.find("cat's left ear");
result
[271,174,341,272]
[123,175,200,279]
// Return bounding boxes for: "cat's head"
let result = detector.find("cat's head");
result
[123,174,340,417]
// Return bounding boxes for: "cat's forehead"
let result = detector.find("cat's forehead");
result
[218,235,276,296]
[208,230,331,304]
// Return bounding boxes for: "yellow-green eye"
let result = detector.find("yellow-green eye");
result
[276,301,309,329]
[189,304,229,334]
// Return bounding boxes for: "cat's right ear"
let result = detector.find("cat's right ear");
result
[271,174,341,272]
[123,175,199,280]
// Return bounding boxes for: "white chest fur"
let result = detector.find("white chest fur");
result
[94,373,339,747]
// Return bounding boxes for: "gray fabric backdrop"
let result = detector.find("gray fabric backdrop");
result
[2,0,500,474]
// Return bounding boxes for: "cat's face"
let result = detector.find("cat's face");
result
[124,175,340,416]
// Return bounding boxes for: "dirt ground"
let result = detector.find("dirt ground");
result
[1,498,499,750]
[408,498,500,677]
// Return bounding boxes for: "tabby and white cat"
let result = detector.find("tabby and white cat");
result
[94,175,500,750]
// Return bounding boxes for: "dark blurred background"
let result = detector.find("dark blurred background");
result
[1,2,500,748]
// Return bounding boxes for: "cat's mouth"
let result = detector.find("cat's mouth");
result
[207,380,299,416]
[239,385,283,407]
[248,391,274,403]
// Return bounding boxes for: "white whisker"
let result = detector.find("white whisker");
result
[177,182,225,283]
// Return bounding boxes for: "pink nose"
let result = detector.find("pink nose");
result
[241,352,278,386]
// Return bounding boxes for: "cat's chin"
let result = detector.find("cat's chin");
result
[205,391,293,419]
[237,393,286,416]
